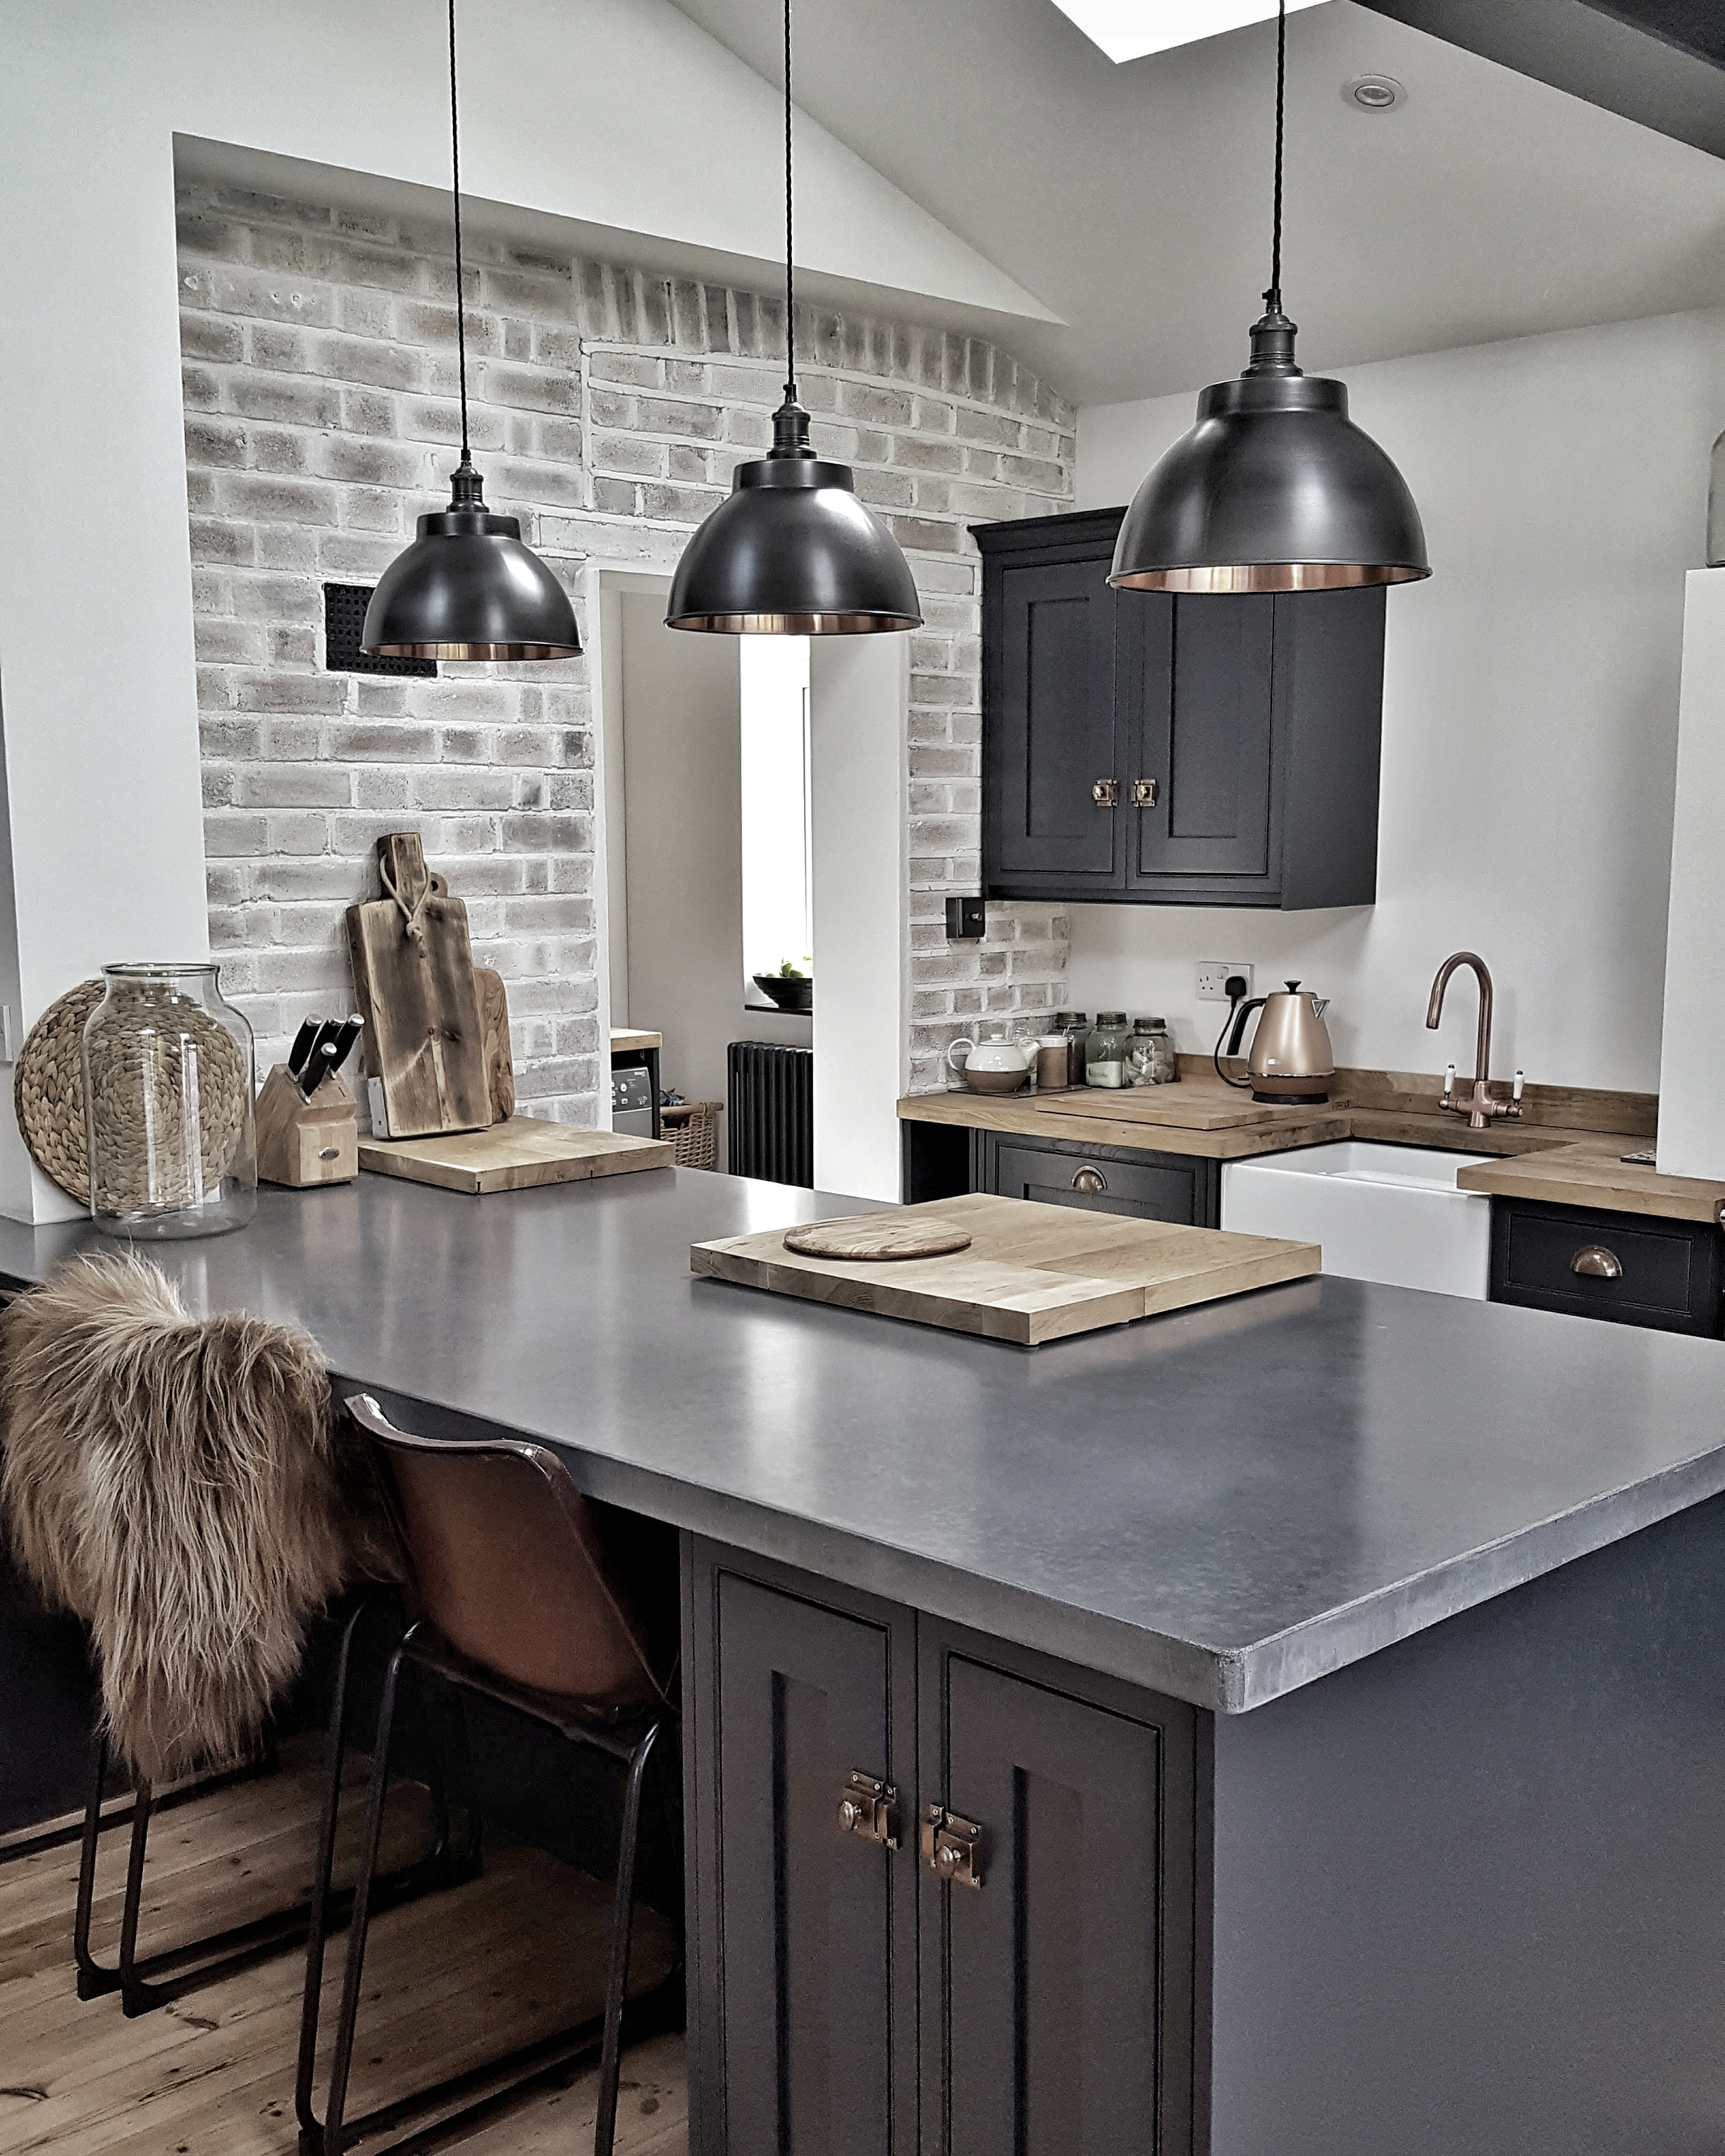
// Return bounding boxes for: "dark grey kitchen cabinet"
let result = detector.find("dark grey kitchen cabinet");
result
[986,1127,1219,1226]
[918,1622,1197,2156]
[684,1542,1198,2156]
[1489,1196,1725,1337]
[976,506,1387,909]
[684,1554,919,2156]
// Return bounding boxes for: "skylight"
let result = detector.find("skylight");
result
[1050,0,1329,64]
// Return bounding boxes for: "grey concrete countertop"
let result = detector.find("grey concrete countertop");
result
[5,1168,1724,1714]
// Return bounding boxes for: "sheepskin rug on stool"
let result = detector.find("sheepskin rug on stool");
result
[0,1251,383,1783]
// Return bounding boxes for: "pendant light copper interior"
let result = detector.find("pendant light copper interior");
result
[363,0,580,662]
[1110,0,1429,596]
[665,0,920,636]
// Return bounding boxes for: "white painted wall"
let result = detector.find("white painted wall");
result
[810,638,910,1202]
[0,0,1046,1219]
[1072,306,1725,1094]
[1657,571,1725,1180]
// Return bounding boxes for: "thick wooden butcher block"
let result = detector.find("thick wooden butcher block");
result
[360,1115,672,1194]
[692,1191,1321,1345]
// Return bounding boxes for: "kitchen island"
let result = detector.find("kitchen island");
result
[4,1167,1724,2155]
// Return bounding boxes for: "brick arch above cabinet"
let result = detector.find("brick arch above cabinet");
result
[975,506,1387,910]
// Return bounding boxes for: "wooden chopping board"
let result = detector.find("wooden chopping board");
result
[360,1115,672,1194]
[693,1191,1320,1346]
[347,834,491,1140]
[1034,1082,1328,1132]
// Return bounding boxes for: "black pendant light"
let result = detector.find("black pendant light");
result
[665,0,921,634]
[363,0,580,660]
[1110,0,1429,595]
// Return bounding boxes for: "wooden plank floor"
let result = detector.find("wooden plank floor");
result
[0,1753,686,2155]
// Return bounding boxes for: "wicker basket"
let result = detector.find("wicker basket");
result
[661,1101,720,1170]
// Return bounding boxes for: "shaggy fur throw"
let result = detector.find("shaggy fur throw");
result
[0,1252,390,1783]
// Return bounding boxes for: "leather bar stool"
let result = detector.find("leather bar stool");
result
[295,1393,676,2156]
[0,1258,445,2018]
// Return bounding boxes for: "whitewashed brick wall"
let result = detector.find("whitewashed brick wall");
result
[179,178,1075,1120]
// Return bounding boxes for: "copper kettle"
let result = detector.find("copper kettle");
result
[1218,980,1334,1104]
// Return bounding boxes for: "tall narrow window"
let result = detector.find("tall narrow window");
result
[738,636,812,1003]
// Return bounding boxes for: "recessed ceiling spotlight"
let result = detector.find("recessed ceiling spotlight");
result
[1050,0,1328,65]
[1345,73,1404,111]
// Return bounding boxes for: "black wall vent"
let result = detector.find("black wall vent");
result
[322,583,438,678]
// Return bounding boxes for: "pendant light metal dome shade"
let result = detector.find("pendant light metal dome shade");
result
[363,461,581,659]
[667,399,921,633]
[1110,310,1429,595]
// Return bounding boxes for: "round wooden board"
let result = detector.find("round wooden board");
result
[783,1215,973,1261]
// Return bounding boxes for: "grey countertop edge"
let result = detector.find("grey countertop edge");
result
[1226,1444,1725,1712]
[341,1367,1725,1718]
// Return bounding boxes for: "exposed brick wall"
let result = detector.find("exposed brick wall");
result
[178,177,1075,1120]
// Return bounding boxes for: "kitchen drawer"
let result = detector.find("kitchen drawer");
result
[1490,1198,1724,1337]
[985,1131,1218,1227]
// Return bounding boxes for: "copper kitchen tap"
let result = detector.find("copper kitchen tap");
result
[1425,952,1524,1131]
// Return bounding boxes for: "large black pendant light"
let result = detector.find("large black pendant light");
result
[665,0,921,634]
[1110,0,1429,595]
[363,0,581,660]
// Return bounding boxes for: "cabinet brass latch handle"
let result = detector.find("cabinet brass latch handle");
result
[1091,778,1119,807]
[1132,777,1158,807]
[838,1771,899,1849]
[1571,1245,1624,1280]
[1071,1166,1107,1194]
[920,1803,984,1888]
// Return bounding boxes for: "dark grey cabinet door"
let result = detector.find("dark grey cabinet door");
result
[1127,593,1278,894]
[687,1550,917,2156]
[919,1630,1197,2156]
[984,557,1121,892]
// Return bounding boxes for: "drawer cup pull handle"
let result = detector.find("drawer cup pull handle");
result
[1072,1167,1107,1194]
[1571,1244,1623,1280]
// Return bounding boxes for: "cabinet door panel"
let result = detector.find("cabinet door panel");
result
[1129,593,1278,891]
[712,1573,905,2156]
[921,1638,1196,2156]
[987,559,1120,890]
[989,1134,1211,1226]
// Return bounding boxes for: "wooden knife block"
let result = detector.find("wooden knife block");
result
[256,1065,359,1187]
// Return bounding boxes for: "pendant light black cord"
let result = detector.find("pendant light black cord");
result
[1266,0,1286,314]
[448,0,472,468]
[782,0,796,404]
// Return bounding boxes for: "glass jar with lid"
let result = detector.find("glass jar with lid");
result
[1127,1017,1179,1086]
[82,963,256,1238]
[1053,1011,1089,1086]
[1084,1012,1131,1089]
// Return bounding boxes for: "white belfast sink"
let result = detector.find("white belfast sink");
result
[1220,1141,1498,1299]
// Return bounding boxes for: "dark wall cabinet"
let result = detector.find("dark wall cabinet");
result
[685,1543,1197,2156]
[977,506,1387,910]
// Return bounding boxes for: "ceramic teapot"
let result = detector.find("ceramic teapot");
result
[948,1033,1033,1095]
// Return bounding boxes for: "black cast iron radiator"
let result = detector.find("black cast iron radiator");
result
[727,1041,813,1187]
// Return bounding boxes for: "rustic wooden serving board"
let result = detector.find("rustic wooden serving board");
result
[1034,1082,1325,1132]
[347,834,492,1140]
[360,1115,672,1195]
[693,1191,1321,1346]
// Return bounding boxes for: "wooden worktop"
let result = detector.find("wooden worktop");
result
[610,1026,662,1054]
[900,1062,1725,1225]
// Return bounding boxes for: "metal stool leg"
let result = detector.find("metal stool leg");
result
[73,1735,121,2001]
[115,1777,156,2017]
[593,1722,662,2156]
[314,1631,412,2156]
[296,1596,371,2143]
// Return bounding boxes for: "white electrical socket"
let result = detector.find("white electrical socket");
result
[1195,962,1254,1003]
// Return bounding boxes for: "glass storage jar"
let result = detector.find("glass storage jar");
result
[1053,1011,1089,1086]
[1127,1017,1179,1086]
[1084,1012,1131,1089]
[82,964,256,1238]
